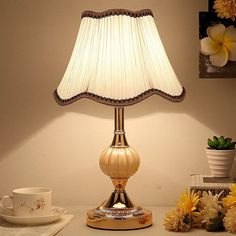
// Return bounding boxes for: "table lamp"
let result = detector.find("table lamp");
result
[54,9,185,230]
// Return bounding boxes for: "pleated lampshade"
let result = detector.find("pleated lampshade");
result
[54,9,185,106]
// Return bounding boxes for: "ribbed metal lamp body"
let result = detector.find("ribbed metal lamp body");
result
[100,146,140,178]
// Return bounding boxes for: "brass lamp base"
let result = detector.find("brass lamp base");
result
[87,188,152,230]
[88,107,152,230]
[87,207,152,230]
[87,184,152,230]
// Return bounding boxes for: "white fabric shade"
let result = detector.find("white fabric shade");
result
[55,9,184,105]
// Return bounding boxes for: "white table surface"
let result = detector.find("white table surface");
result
[58,206,230,236]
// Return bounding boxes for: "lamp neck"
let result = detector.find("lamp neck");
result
[111,107,128,146]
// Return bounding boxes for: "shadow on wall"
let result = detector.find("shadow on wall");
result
[1,0,236,158]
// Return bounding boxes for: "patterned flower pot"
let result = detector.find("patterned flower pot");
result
[206,149,236,177]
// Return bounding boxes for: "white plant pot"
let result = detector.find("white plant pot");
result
[206,149,236,177]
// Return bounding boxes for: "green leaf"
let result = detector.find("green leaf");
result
[218,143,225,149]
[213,136,219,147]
[218,136,225,145]
[229,143,236,149]
[225,138,232,142]
[208,139,215,148]
[224,139,231,149]
[213,136,218,142]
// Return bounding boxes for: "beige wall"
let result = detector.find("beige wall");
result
[1,0,236,207]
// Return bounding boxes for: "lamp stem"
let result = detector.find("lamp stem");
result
[114,107,124,131]
[112,107,128,146]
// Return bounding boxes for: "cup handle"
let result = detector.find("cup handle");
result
[0,195,13,214]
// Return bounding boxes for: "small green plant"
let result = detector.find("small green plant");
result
[208,136,236,150]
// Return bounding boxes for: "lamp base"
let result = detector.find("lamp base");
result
[87,207,152,230]
[87,189,152,230]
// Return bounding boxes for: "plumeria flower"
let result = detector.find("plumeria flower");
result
[200,24,236,67]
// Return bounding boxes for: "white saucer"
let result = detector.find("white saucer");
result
[0,206,66,225]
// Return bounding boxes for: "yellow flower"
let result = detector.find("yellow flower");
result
[164,208,191,232]
[200,24,236,67]
[177,189,200,217]
[213,0,236,21]
[222,184,236,209]
[224,206,236,233]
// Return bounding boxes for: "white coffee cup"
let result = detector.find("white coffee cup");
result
[0,187,52,217]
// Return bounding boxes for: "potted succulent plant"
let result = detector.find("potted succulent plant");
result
[206,136,236,177]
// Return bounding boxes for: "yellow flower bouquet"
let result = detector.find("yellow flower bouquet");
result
[164,184,236,233]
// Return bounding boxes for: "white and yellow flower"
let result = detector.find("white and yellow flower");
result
[200,24,236,67]
[199,191,224,224]
[200,191,223,211]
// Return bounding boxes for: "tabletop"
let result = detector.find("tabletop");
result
[58,206,229,236]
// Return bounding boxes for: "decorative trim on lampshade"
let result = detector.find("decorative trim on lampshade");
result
[54,87,185,106]
[81,9,154,19]
[55,9,185,106]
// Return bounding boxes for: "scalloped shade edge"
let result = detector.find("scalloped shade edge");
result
[53,87,186,106]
